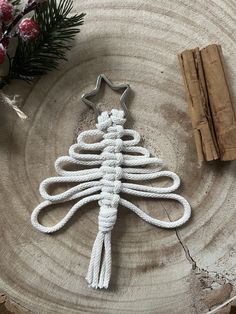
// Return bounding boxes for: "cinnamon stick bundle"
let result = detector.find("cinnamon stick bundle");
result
[179,44,236,161]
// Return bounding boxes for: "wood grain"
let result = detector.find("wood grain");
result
[0,1,236,313]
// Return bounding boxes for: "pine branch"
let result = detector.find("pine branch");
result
[9,0,22,16]
[9,0,85,81]
[9,0,21,6]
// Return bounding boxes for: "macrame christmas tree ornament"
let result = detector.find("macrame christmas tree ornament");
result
[31,74,191,289]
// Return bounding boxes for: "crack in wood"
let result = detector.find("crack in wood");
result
[175,228,197,269]
[174,229,236,314]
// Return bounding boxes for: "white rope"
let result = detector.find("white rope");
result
[31,109,191,289]
[0,92,28,119]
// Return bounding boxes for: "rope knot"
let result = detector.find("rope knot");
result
[114,152,123,166]
[96,111,112,130]
[113,180,122,193]
[98,205,117,232]
[96,110,126,131]
[115,138,123,151]
[110,109,126,126]
[115,166,122,180]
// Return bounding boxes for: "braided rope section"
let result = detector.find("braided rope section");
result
[31,109,191,289]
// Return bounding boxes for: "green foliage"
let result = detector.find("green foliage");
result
[9,0,21,6]
[9,0,21,17]
[10,0,85,81]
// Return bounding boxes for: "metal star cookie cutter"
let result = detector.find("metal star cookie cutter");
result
[81,74,130,117]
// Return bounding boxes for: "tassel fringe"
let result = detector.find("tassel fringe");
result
[86,231,112,289]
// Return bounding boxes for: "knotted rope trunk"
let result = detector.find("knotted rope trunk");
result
[86,110,125,288]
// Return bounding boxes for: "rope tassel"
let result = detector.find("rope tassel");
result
[86,197,118,289]
[31,109,191,289]
[86,231,112,289]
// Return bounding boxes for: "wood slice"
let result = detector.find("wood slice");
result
[0,1,236,313]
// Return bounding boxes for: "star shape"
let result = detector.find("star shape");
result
[81,74,130,117]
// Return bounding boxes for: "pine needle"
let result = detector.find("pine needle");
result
[10,0,85,81]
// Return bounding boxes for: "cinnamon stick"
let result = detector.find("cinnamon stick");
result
[178,48,219,161]
[179,44,236,161]
[201,44,236,161]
